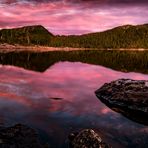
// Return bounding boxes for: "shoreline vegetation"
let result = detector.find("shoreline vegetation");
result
[0,44,147,53]
[1,24,148,50]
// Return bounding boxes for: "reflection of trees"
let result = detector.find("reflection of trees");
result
[0,50,148,73]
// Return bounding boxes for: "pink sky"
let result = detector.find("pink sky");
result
[0,0,148,35]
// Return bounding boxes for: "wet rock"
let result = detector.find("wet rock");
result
[69,129,111,148]
[0,124,43,148]
[95,79,148,125]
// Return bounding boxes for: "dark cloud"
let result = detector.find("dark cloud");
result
[1,0,17,4]
[1,0,148,6]
[1,0,59,4]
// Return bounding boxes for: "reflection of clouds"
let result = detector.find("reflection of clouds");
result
[0,62,148,113]
[139,128,148,132]
[101,108,111,114]
[0,62,148,147]
[0,62,148,115]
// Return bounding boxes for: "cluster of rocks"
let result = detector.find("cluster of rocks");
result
[0,124,43,148]
[0,124,111,148]
[95,79,148,125]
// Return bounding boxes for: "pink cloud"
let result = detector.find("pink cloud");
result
[0,1,148,35]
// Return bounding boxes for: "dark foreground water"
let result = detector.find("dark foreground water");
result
[0,62,148,148]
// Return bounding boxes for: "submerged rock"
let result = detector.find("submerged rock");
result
[95,79,148,125]
[0,124,43,148]
[69,129,111,148]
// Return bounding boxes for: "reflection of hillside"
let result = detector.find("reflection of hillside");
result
[0,50,148,73]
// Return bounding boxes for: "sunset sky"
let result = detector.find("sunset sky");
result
[0,0,148,35]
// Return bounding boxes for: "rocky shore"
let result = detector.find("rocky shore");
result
[0,43,89,53]
[95,79,148,125]
[0,44,147,53]
[0,124,111,148]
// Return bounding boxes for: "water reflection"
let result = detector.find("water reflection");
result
[1,50,148,73]
[0,62,148,148]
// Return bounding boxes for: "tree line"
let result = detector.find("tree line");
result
[0,24,148,48]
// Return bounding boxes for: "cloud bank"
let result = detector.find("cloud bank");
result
[0,0,148,35]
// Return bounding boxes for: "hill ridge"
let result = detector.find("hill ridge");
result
[0,24,148,48]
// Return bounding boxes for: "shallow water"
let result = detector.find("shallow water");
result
[0,62,148,148]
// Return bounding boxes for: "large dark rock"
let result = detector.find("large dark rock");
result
[95,79,148,125]
[69,129,111,148]
[0,124,43,148]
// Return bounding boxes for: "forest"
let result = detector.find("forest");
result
[0,24,148,48]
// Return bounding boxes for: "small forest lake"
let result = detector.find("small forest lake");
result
[0,50,148,148]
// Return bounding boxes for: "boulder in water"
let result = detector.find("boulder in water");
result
[95,79,148,125]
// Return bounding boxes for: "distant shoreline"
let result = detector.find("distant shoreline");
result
[0,44,90,53]
[0,44,147,53]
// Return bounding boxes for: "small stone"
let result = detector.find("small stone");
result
[69,129,111,148]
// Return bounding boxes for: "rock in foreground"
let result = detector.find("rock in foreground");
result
[95,79,148,125]
[69,129,111,148]
[0,124,43,148]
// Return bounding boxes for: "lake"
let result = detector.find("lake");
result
[0,50,148,148]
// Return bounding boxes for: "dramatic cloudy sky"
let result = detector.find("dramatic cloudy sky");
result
[0,0,148,35]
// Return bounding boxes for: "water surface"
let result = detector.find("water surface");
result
[0,62,148,148]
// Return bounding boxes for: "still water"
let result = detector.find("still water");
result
[0,62,148,148]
